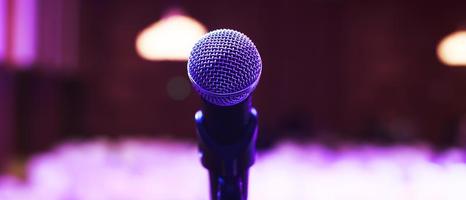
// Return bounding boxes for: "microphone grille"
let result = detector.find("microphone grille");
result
[187,29,262,106]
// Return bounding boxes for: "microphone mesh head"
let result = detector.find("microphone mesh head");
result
[187,29,262,106]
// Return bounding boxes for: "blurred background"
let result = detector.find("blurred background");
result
[1,0,466,199]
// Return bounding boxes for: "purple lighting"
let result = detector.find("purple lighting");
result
[0,0,6,61]
[1,140,466,199]
[12,0,37,67]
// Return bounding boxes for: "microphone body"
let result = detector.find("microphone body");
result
[194,97,258,200]
[187,29,262,200]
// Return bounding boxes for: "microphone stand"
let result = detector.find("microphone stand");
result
[194,107,258,200]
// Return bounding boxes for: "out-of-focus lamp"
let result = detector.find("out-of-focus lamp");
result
[437,30,466,67]
[135,10,207,61]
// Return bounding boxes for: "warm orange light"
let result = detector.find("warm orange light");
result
[135,13,207,61]
[437,31,466,67]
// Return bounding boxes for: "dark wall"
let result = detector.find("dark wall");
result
[0,66,15,162]
[77,0,466,144]
[339,1,466,144]
[0,67,84,159]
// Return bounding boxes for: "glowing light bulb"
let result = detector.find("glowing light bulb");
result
[437,31,466,67]
[135,12,207,61]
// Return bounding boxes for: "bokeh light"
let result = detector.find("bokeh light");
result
[437,31,466,67]
[135,11,207,61]
[166,76,191,101]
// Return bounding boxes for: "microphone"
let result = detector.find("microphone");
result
[187,29,262,200]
